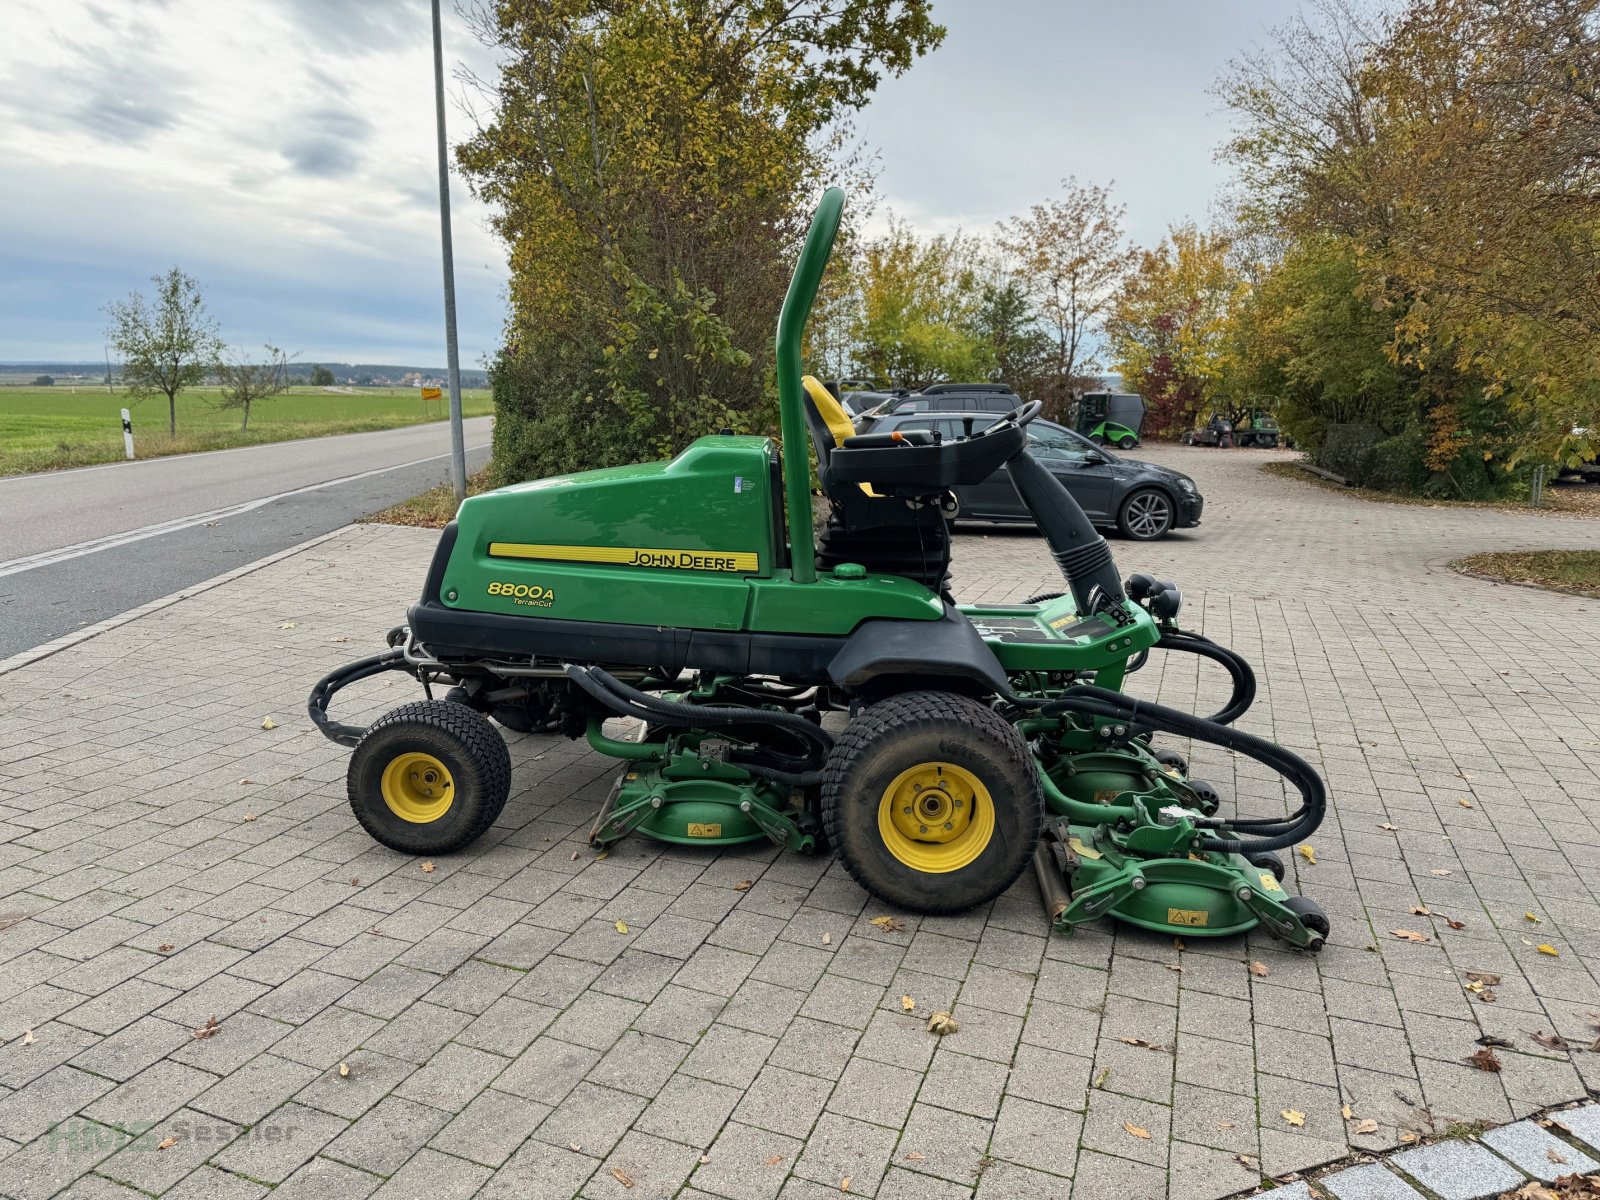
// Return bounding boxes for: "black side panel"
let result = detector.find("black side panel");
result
[420,521,460,604]
[827,606,1009,696]
[406,601,845,681]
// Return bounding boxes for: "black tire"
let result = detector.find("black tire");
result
[1152,747,1188,775]
[443,686,478,709]
[1090,434,1107,446]
[347,700,511,855]
[1284,895,1329,950]
[1117,488,1174,541]
[1248,850,1286,882]
[1117,435,1138,450]
[821,691,1043,914]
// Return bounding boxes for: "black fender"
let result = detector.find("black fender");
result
[827,606,1009,698]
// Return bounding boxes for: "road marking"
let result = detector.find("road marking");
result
[0,448,482,579]
[0,416,493,484]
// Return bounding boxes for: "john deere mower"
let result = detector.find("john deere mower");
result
[310,189,1331,950]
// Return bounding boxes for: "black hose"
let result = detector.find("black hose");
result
[307,650,408,747]
[1152,630,1256,726]
[1040,684,1325,853]
[568,665,834,757]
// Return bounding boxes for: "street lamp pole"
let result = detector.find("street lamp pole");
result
[431,0,467,503]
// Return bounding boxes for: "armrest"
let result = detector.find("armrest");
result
[842,430,937,449]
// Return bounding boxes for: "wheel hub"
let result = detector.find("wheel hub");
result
[380,751,455,823]
[878,762,994,872]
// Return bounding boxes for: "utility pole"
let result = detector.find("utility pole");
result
[432,0,467,503]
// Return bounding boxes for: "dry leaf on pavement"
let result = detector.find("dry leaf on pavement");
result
[1458,798,1473,808]
[1465,971,1502,985]
[1538,944,1561,956]
[157,1136,178,1150]
[901,995,915,1012]
[1379,823,1399,831]
[260,716,277,730]
[1353,1119,1379,1135]
[1532,1031,1573,1051]
[904,1152,926,1162]
[1430,868,1452,876]
[338,1062,350,1077]
[1297,844,1317,865]
[1281,1110,1306,1127]
[1341,1104,1353,1119]
[1092,1067,1110,1088]
[840,1177,852,1193]
[157,943,174,953]
[869,916,905,933]
[1468,1047,1503,1072]
[734,880,754,891]
[927,1012,958,1036]
[242,813,257,822]
[1390,929,1431,943]
[21,1029,34,1046]
[192,1016,221,1040]
[1526,912,1542,923]
[419,861,436,873]
[764,1155,785,1166]
[821,932,831,945]
[1250,961,1270,978]
[615,921,629,934]
[610,1167,634,1189]
[1124,1122,1152,1139]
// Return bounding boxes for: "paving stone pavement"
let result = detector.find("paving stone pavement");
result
[0,447,1596,1200]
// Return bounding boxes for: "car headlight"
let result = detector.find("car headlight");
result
[1175,477,1196,493]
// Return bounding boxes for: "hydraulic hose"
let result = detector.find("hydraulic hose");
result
[1151,630,1256,727]
[307,650,408,746]
[566,665,834,760]
[1039,684,1325,853]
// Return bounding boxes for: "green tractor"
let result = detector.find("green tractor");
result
[1076,391,1146,450]
[311,190,1330,950]
[1236,409,1282,449]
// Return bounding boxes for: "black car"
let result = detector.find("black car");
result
[866,410,1203,540]
[858,383,1020,422]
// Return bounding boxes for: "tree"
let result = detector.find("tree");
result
[105,268,224,436]
[850,219,992,388]
[216,345,292,433]
[1106,224,1240,437]
[998,178,1136,420]
[309,365,336,386]
[974,279,1052,393]
[459,0,943,480]
[32,375,53,386]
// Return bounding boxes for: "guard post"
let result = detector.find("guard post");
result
[121,409,134,460]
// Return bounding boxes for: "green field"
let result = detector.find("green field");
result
[0,384,495,476]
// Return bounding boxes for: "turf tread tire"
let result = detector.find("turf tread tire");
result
[347,700,511,856]
[821,690,1043,915]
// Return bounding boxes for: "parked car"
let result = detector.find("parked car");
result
[856,383,1020,426]
[867,410,1203,540]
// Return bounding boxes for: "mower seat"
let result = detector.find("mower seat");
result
[800,375,864,496]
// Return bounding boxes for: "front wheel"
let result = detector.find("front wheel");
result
[347,700,511,855]
[821,691,1042,914]
[1117,435,1138,450]
[1117,488,1174,540]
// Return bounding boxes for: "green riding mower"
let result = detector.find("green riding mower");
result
[310,189,1331,951]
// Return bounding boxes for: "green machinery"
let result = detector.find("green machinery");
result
[1236,409,1282,449]
[1076,391,1146,450]
[311,189,1330,950]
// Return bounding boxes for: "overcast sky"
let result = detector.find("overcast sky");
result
[0,0,1282,367]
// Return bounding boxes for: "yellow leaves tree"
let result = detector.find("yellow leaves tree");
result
[1105,224,1241,437]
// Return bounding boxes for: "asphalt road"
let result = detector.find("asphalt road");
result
[0,417,493,659]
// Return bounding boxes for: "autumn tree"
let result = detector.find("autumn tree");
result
[216,345,292,433]
[998,178,1136,421]
[1106,224,1239,437]
[459,0,943,480]
[105,268,224,437]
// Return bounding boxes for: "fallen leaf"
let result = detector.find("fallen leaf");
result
[1447,919,1466,930]
[1476,1035,1514,1048]
[1250,961,1270,978]
[1538,944,1561,957]
[610,1166,634,1189]
[1341,1104,1354,1119]
[157,943,174,954]
[22,1029,34,1046]
[595,851,609,861]
[1479,989,1498,1003]
[242,813,257,822]
[1092,1067,1110,1088]
[1124,1122,1152,1139]
[260,716,277,730]
[734,880,754,891]
[349,878,360,887]
[1217,1121,1235,1129]
[330,636,350,643]
[840,1176,852,1192]
[569,1143,583,1152]
[157,1136,178,1150]
[1532,1030,1573,1051]
[338,1062,350,1077]
[868,915,906,933]
[192,1015,221,1041]
[764,1155,785,1166]
[821,932,831,945]
[1173,937,1185,951]
[1526,912,1542,923]
[1410,906,1434,916]
[1281,1109,1306,1127]
[418,860,436,874]
[903,1152,926,1162]
[1390,929,1431,943]
[1353,1118,1380,1135]
[1458,798,1473,808]
[1297,844,1316,865]
[927,1011,958,1037]
[1379,823,1399,831]
[1399,1131,1422,1144]
[901,995,915,1012]
[280,622,298,630]
[239,778,255,786]
[1469,1046,1503,1072]
[611,920,628,934]
[1465,980,1485,994]
[1465,971,1502,985]
[1430,868,1452,877]
[570,852,579,861]
[1234,1153,1257,1169]
[698,1154,711,1165]
[1163,963,1183,973]
[1548,1147,1568,1164]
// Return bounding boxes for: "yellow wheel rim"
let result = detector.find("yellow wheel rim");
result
[380,752,455,824]
[877,761,994,874]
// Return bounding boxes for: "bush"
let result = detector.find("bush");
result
[1315,424,1381,482]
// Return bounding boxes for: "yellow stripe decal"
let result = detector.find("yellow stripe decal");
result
[488,542,759,573]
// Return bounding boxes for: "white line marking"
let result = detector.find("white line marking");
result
[0,448,481,579]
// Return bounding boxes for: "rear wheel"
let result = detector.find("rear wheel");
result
[1117,435,1138,450]
[1284,895,1330,951]
[822,691,1042,914]
[1117,488,1174,540]
[348,700,511,855]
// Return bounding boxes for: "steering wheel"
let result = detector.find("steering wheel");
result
[971,399,1042,439]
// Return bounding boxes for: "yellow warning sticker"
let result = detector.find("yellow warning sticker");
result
[1260,873,1284,893]
[1168,908,1210,927]
[686,823,722,838]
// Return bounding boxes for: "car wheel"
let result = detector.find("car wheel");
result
[1090,434,1106,446]
[941,492,960,529]
[1117,488,1174,540]
[1117,435,1137,450]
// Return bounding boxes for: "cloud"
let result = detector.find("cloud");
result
[276,0,428,54]
[281,104,377,178]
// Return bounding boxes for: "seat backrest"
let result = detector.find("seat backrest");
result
[801,374,857,489]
